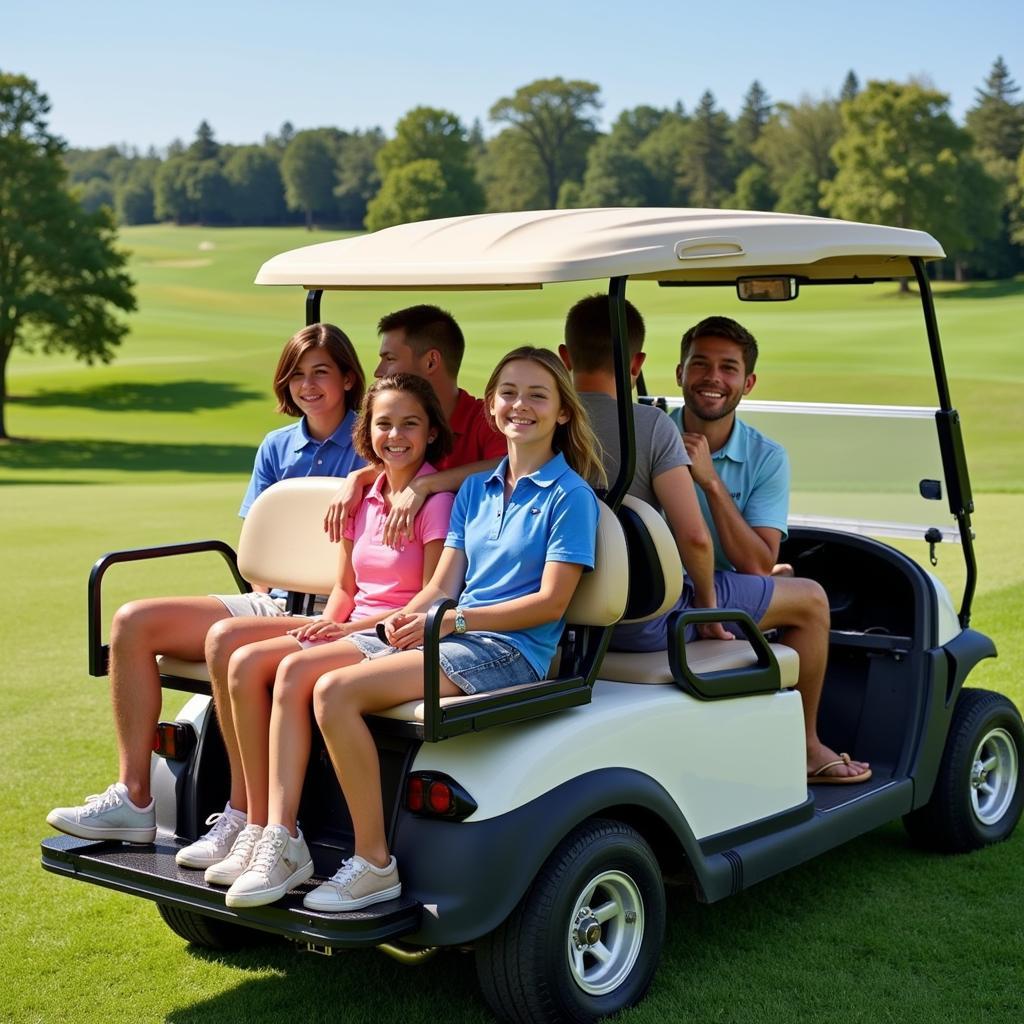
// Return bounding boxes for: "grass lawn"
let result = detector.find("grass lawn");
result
[2,225,1022,1023]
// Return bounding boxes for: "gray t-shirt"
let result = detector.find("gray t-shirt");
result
[580,392,690,508]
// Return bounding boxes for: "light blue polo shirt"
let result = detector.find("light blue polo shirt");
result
[239,409,365,516]
[446,452,599,678]
[670,408,789,570]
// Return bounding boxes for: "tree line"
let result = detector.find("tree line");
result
[63,61,1024,279]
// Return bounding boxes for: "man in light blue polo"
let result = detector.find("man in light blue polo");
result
[669,316,790,576]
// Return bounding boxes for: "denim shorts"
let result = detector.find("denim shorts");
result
[345,630,539,695]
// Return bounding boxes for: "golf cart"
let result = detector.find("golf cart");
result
[42,209,1023,1024]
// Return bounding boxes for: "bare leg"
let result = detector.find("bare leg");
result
[267,641,368,834]
[228,636,304,826]
[206,616,312,812]
[759,577,869,779]
[109,596,230,806]
[312,653,461,867]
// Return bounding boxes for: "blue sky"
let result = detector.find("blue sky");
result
[5,0,1022,150]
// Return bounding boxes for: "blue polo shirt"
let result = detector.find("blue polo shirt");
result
[446,452,599,678]
[670,409,790,570]
[239,410,365,516]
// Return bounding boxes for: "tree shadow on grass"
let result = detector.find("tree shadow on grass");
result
[0,437,254,475]
[933,279,1024,301]
[8,380,263,413]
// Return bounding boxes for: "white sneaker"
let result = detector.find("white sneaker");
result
[176,806,246,868]
[47,782,156,844]
[224,825,314,908]
[204,824,264,886]
[303,855,402,912]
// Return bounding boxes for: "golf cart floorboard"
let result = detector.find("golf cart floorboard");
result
[41,834,421,947]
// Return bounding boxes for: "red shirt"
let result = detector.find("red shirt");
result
[436,388,507,470]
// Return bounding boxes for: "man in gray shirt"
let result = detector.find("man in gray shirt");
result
[560,294,870,783]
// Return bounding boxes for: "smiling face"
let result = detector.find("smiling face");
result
[287,347,352,425]
[677,335,755,423]
[368,387,434,470]
[489,358,569,447]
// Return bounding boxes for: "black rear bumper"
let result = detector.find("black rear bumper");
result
[41,834,422,948]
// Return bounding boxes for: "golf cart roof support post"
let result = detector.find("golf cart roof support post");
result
[911,258,977,628]
[606,277,636,512]
[306,289,323,326]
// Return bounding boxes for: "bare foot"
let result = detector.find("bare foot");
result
[807,743,870,780]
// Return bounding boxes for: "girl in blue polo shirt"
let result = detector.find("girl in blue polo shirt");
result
[224,346,605,913]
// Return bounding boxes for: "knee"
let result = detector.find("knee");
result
[799,578,830,630]
[204,618,234,663]
[227,646,262,698]
[313,673,351,723]
[110,600,152,645]
[274,653,313,703]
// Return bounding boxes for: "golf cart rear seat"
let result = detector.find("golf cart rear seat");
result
[150,483,795,708]
[599,496,799,691]
[152,477,630,727]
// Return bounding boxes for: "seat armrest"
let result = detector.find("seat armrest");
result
[88,541,245,676]
[667,608,781,700]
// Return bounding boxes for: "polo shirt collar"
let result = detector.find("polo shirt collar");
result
[717,416,749,463]
[485,451,571,490]
[366,459,437,503]
[292,409,356,453]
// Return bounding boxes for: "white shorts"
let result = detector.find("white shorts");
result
[210,591,290,618]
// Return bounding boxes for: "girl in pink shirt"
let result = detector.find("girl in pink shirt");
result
[200,374,454,888]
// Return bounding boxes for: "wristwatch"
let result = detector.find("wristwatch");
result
[453,607,467,634]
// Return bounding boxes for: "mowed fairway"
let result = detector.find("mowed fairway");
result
[2,225,1022,1023]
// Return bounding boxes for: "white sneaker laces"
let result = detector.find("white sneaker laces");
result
[327,858,365,890]
[201,812,239,842]
[248,831,287,875]
[82,785,121,816]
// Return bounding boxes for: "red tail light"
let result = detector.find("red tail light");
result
[404,772,477,820]
[153,722,195,760]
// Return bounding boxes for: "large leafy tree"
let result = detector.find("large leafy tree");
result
[490,78,601,207]
[823,80,1000,279]
[364,159,465,231]
[223,145,286,224]
[477,129,549,212]
[281,130,338,229]
[754,96,842,213]
[375,107,482,220]
[334,128,384,228]
[579,106,672,207]
[0,71,135,438]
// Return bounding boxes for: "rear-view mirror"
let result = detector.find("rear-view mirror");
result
[736,276,799,301]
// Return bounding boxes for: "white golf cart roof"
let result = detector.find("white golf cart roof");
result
[255,208,944,290]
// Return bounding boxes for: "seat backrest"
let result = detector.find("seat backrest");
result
[617,494,683,623]
[564,500,628,626]
[237,478,339,594]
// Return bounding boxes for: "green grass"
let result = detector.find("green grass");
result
[3,226,1023,1022]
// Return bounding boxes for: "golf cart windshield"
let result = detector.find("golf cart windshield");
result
[651,397,959,544]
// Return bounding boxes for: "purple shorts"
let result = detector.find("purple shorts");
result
[609,571,775,652]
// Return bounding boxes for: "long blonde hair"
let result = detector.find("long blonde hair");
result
[484,346,607,489]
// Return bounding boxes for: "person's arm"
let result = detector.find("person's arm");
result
[652,464,732,641]
[381,459,500,547]
[683,433,780,574]
[322,464,379,543]
[386,555,584,650]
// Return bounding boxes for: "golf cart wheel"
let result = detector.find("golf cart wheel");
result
[156,903,266,950]
[903,688,1024,853]
[475,818,665,1024]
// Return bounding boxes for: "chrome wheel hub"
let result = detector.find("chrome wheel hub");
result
[565,870,644,996]
[970,727,1018,826]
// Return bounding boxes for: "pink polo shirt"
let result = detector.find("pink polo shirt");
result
[343,463,454,621]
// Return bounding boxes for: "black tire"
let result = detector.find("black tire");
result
[475,818,666,1024]
[156,903,268,950]
[904,688,1024,853]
